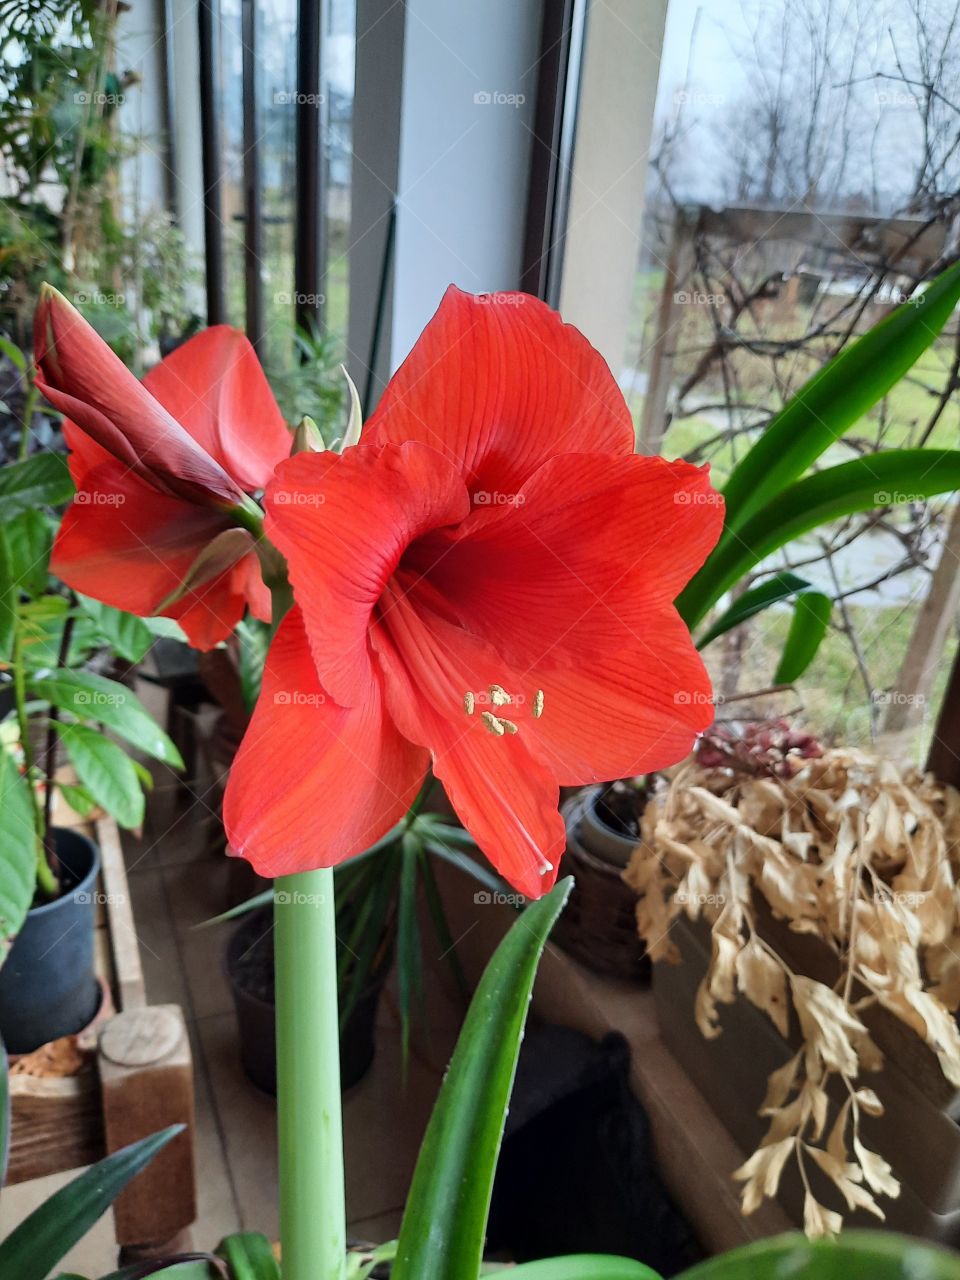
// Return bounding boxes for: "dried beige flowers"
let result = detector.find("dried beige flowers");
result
[625,746,960,1236]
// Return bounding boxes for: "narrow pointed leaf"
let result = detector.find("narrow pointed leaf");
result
[392,878,573,1280]
[720,257,960,542]
[678,450,960,627]
[0,1125,182,1280]
[695,572,814,649]
[773,591,832,683]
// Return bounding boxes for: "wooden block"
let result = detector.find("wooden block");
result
[98,1005,196,1247]
[7,1068,105,1183]
[96,817,147,1012]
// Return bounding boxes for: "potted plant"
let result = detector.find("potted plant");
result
[0,443,182,1054]
[626,718,960,1235]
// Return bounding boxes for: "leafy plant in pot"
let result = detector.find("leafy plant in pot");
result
[0,447,182,1054]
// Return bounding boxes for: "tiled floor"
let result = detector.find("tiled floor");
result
[1,693,467,1275]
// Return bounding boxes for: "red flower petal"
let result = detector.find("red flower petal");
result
[364,286,635,495]
[34,287,246,508]
[371,584,565,898]
[51,458,260,649]
[264,443,470,707]
[142,326,291,492]
[410,452,723,668]
[223,607,428,876]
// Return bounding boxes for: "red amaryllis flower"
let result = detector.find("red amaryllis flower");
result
[224,287,724,898]
[34,286,291,649]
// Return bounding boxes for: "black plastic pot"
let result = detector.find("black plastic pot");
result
[0,829,102,1054]
[225,906,388,1096]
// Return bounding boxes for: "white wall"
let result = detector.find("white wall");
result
[388,0,541,366]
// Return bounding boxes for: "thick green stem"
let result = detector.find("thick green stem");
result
[275,868,346,1280]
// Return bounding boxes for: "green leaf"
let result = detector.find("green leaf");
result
[77,596,155,664]
[678,450,960,628]
[773,591,832,683]
[674,1230,960,1279]
[695,572,815,650]
[1,509,52,598]
[397,830,424,1064]
[392,878,573,1280]
[235,617,270,712]
[0,336,27,371]
[56,723,145,829]
[507,1257,662,1279]
[0,1125,182,1280]
[29,669,183,766]
[0,454,74,520]
[0,745,38,959]
[719,257,960,543]
[57,781,98,818]
[217,1231,281,1280]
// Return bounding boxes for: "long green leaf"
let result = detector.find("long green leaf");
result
[0,1125,182,1280]
[695,572,814,649]
[675,1231,960,1279]
[392,878,573,1280]
[29,669,183,766]
[0,454,74,520]
[57,723,145,829]
[0,744,38,958]
[506,1257,662,1280]
[396,831,424,1063]
[678,450,960,627]
[217,1231,280,1280]
[773,591,832,683]
[719,257,960,541]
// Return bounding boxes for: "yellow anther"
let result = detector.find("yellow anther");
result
[464,691,475,715]
[533,689,544,719]
[489,683,511,707]
[481,711,505,736]
[500,719,518,735]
